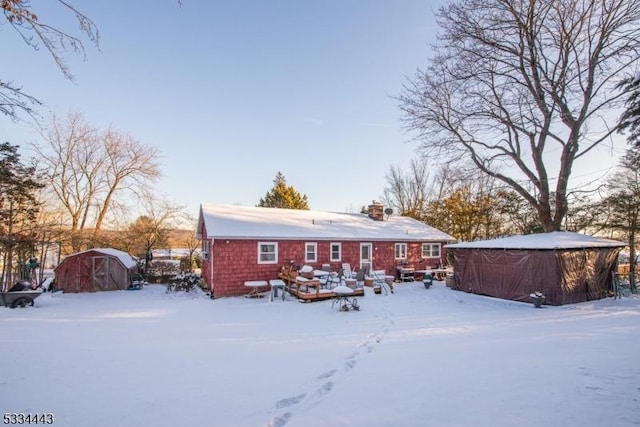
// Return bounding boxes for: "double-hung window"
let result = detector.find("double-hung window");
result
[305,242,317,263]
[330,242,341,262]
[258,242,278,264]
[422,243,441,258]
[395,243,407,260]
[202,240,210,260]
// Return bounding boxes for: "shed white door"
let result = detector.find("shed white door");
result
[360,243,373,271]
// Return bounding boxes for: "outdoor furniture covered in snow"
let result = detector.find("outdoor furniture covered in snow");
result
[397,267,415,282]
[278,265,364,302]
[269,279,286,301]
[318,271,341,290]
[341,263,355,279]
[423,271,434,289]
[370,270,393,294]
[244,280,268,298]
[331,285,359,311]
[298,265,315,279]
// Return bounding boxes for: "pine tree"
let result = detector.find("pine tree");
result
[0,142,44,289]
[618,74,640,147]
[257,172,309,210]
[602,149,640,292]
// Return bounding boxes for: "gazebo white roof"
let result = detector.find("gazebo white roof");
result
[197,204,456,242]
[445,231,625,250]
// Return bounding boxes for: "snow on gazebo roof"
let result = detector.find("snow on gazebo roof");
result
[445,231,625,250]
[197,204,456,242]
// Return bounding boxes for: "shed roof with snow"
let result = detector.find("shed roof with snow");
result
[197,204,456,242]
[79,248,138,268]
[445,231,625,250]
[54,248,138,293]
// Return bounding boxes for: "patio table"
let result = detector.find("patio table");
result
[331,285,359,311]
[244,280,268,298]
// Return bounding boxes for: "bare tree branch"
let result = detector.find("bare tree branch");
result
[398,0,640,231]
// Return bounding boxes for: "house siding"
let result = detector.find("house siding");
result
[202,233,449,297]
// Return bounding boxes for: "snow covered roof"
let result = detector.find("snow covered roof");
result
[445,231,625,250]
[65,248,138,268]
[197,204,456,242]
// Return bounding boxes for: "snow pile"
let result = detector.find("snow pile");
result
[1,282,639,427]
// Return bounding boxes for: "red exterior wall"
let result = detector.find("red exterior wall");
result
[53,250,136,293]
[200,230,448,297]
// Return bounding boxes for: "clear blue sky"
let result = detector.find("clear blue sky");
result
[2,0,446,217]
[1,0,624,219]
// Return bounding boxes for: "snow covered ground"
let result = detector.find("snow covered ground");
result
[1,281,639,427]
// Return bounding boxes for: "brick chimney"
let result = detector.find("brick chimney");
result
[367,201,384,221]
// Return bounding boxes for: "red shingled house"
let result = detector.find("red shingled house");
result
[196,203,456,297]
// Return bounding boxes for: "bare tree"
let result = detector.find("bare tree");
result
[601,149,640,291]
[32,111,161,251]
[121,193,187,277]
[1,0,99,119]
[93,129,162,233]
[399,0,640,232]
[382,159,430,220]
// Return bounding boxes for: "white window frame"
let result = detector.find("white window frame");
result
[258,242,278,264]
[360,242,373,270]
[422,243,441,258]
[330,242,342,262]
[202,240,210,259]
[395,243,407,260]
[305,242,318,263]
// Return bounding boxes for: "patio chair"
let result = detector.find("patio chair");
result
[372,269,393,294]
[354,267,368,288]
[342,263,355,279]
[325,272,342,290]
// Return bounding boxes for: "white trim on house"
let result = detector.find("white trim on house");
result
[360,242,373,270]
[305,242,317,263]
[422,243,441,258]
[330,242,342,262]
[257,242,278,264]
[395,243,407,260]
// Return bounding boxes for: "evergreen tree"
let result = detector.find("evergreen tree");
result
[618,74,640,147]
[602,149,640,292]
[0,142,44,289]
[257,172,309,210]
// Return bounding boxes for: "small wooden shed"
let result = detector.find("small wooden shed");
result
[445,231,625,305]
[54,248,139,292]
